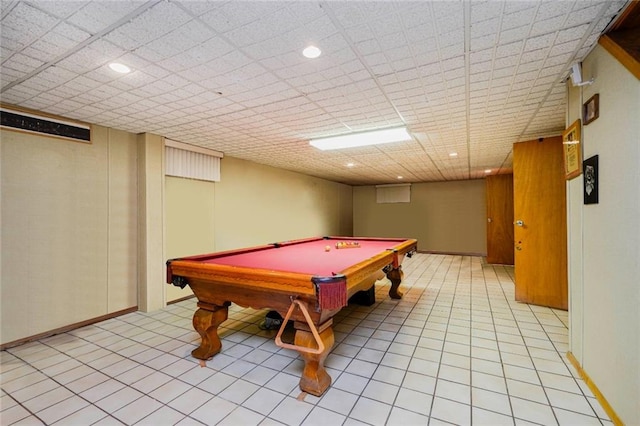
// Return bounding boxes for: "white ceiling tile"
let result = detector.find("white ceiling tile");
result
[104,3,190,50]
[470,33,498,51]
[204,2,274,32]
[18,45,57,64]
[345,24,375,45]
[1,86,36,103]
[67,1,144,33]
[2,53,43,74]
[556,24,591,44]
[535,2,573,21]
[225,14,287,47]
[519,49,548,65]
[503,2,537,21]
[549,39,581,57]
[103,27,146,51]
[2,3,58,48]
[499,26,531,44]
[470,16,501,38]
[495,55,519,69]
[0,68,24,88]
[523,33,556,52]
[496,41,524,57]
[530,15,567,37]
[1,0,626,184]
[146,25,212,59]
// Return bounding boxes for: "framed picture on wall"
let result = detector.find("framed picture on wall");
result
[583,155,599,204]
[583,94,599,125]
[563,119,582,180]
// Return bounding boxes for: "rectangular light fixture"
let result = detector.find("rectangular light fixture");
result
[309,127,411,150]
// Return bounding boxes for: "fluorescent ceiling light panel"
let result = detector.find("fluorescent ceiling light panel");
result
[310,127,411,151]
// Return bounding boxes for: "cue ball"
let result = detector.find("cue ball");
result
[325,245,331,251]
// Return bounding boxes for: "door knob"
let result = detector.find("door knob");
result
[514,220,524,227]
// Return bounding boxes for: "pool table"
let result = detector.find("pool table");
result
[166,236,417,396]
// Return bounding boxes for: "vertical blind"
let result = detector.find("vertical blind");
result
[165,139,223,182]
[376,183,411,203]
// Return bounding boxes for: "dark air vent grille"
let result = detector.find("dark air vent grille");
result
[1,108,90,142]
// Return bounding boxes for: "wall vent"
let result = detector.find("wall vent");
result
[0,107,91,142]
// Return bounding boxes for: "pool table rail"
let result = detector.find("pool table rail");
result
[168,260,319,295]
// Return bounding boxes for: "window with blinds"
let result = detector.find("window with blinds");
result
[165,139,223,182]
[376,183,411,203]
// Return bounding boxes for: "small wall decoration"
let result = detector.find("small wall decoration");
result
[583,94,599,125]
[563,119,582,180]
[583,155,599,204]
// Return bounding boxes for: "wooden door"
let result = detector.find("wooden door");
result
[486,174,514,265]
[513,136,568,310]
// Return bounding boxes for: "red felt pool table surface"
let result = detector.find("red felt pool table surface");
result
[201,237,408,276]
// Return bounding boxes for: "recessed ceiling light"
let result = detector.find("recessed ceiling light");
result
[109,62,131,74]
[302,45,321,59]
[485,169,492,174]
[346,162,355,167]
[397,176,403,180]
[449,152,458,157]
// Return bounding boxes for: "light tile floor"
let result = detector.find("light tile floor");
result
[1,254,611,425]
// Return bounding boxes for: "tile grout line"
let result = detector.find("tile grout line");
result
[426,254,463,425]
[481,261,516,422]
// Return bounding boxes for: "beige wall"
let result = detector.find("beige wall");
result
[164,156,353,302]
[567,45,640,423]
[214,156,353,250]
[353,179,487,254]
[1,118,354,341]
[165,177,216,301]
[1,126,138,345]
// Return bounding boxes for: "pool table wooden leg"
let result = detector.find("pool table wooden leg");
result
[294,322,335,396]
[387,266,404,299]
[191,302,229,360]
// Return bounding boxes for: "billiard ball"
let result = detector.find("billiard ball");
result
[325,245,331,251]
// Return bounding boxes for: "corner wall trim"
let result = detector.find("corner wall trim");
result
[566,351,623,426]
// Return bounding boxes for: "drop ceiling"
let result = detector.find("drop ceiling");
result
[0,1,629,185]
